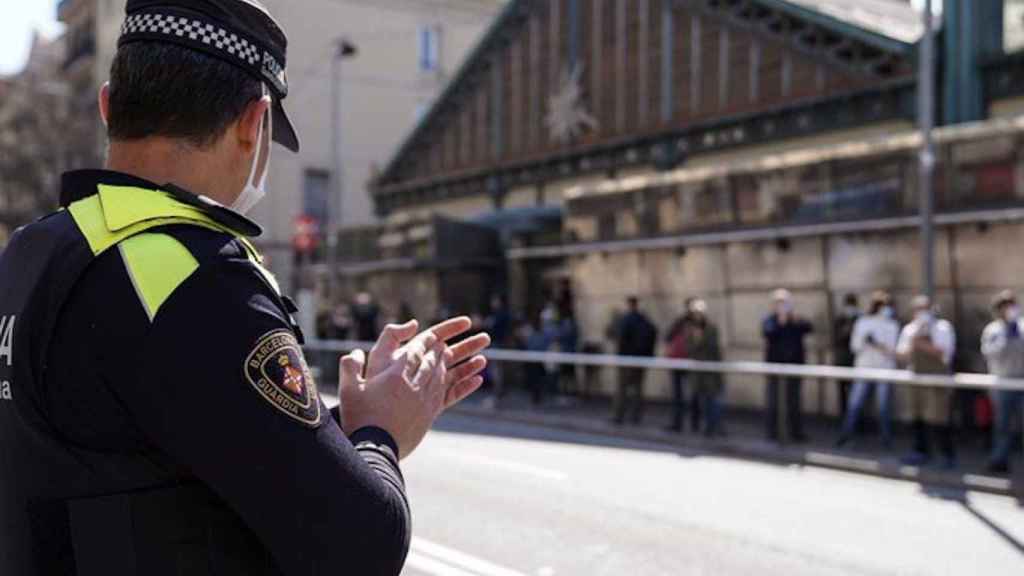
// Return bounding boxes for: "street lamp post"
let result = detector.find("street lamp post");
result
[919,0,936,301]
[326,38,357,303]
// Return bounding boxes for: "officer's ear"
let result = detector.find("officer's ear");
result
[235,95,272,154]
[98,82,110,128]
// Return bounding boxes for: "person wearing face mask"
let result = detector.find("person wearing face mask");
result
[897,295,957,469]
[980,290,1024,474]
[686,299,725,437]
[835,291,900,449]
[0,2,491,575]
[762,289,814,442]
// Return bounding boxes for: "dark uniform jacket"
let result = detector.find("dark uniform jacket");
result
[0,171,410,576]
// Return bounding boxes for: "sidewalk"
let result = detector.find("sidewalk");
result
[452,387,1021,499]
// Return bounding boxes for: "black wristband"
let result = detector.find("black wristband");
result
[350,426,401,459]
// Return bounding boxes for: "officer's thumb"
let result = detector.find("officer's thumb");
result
[339,349,367,390]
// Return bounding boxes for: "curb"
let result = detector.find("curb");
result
[449,405,1018,498]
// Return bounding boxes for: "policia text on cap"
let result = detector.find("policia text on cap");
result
[0,1,490,574]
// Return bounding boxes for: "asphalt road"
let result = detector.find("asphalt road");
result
[398,413,1024,576]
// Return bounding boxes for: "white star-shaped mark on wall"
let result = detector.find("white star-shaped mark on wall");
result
[544,64,598,145]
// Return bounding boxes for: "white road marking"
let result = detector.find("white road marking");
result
[451,453,569,482]
[410,537,531,576]
[406,551,480,576]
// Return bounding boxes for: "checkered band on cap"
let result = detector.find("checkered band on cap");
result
[120,11,287,96]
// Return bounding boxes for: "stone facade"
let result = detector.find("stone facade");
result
[564,218,1024,420]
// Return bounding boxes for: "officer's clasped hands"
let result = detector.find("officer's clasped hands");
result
[338,316,490,459]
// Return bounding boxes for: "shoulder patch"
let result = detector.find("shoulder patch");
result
[244,330,321,427]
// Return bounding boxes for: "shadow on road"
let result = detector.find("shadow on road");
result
[435,389,1016,498]
[919,485,1024,556]
[432,410,713,458]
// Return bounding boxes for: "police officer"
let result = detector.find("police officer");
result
[0,1,490,574]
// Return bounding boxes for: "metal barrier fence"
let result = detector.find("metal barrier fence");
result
[305,339,1024,392]
[306,339,1024,494]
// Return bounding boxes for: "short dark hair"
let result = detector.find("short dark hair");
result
[107,42,262,149]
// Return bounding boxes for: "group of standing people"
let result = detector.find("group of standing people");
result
[663,298,724,436]
[609,287,1021,474]
[831,292,957,469]
[770,288,961,468]
[322,288,1021,474]
[832,289,1023,473]
[608,295,725,435]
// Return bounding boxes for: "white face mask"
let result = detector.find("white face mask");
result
[231,89,272,215]
[881,306,894,319]
[1006,306,1021,322]
[915,310,933,324]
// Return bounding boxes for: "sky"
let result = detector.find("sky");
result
[0,0,942,77]
[0,0,64,76]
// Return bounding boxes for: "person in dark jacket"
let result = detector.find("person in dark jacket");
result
[763,289,813,442]
[833,293,860,419]
[613,296,658,425]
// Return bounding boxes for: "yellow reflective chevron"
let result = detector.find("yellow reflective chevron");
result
[68,185,235,256]
[118,234,199,321]
[65,183,269,319]
[98,184,211,231]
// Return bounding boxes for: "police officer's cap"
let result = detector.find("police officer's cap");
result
[119,0,300,152]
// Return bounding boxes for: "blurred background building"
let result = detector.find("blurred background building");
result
[340,0,1024,415]
[57,0,106,167]
[22,0,506,300]
[0,32,66,246]
[253,0,508,301]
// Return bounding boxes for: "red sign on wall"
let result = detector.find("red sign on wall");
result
[293,215,320,253]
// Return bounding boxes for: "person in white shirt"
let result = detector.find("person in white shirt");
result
[835,291,900,449]
[897,295,957,468]
[980,290,1024,474]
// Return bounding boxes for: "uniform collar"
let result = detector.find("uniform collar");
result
[60,169,262,237]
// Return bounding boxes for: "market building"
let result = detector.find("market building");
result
[351,0,1024,415]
